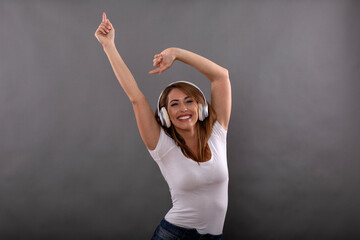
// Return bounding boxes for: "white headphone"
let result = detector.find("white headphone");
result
[157,81,209,128]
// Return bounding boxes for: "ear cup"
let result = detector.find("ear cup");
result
[203,103,209,119]
[159,107,171,128]
[198,103,209,121]
[198,104,204,121]
[158,107,165,126]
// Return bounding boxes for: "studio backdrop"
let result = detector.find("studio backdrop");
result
[0,0,359,239]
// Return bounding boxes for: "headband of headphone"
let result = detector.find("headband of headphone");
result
[157,81,209,128]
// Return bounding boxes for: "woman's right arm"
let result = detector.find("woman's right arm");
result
[95,12,160,150]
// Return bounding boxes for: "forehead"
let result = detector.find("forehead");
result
[167,88,190,101]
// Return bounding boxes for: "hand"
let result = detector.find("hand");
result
[94,12,115,47]
[149,48,177,75]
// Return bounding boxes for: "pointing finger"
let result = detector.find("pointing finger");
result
[149,68,160,74]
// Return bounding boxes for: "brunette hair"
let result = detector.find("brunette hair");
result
[155,82,217,163]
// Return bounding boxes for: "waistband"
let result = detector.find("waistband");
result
[160,218,223,239]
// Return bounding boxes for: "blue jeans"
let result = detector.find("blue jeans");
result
[151,218,223,240]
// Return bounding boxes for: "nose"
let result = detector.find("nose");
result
[179,102,187,112]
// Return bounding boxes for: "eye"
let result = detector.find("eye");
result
[170,103,178,107]
[186,100,194,104]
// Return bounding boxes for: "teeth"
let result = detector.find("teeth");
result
[178,115,191,120]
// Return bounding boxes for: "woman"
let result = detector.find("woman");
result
[95,12,231,240]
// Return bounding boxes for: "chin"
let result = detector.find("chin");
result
[173,120,197,130]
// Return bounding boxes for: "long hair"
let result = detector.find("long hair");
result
[155,82,217,163]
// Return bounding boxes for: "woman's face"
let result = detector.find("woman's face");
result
[167,88,199,131]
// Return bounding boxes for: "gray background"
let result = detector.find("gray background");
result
[1,0,359,239]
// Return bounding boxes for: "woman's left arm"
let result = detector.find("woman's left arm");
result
[149,47,231,130]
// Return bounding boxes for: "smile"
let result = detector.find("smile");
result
[177,115,192,120]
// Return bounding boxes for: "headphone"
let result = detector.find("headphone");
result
[157,81,209,128]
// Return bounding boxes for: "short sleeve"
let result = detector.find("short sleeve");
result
[147,127,176,161]
[211,121,228,142]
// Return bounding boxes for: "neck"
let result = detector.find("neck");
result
[175,126,198,147]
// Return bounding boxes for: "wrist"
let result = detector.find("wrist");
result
[103,42,116,52]
[168,47,182,60]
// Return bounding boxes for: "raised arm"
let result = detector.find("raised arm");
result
[95,12,160,150]
[149,48,231,130]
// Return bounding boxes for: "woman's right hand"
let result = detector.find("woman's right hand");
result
[94,12,115,47]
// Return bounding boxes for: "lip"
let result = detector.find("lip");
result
[177,114,192,120]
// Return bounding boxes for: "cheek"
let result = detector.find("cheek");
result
[168,108,177,120]
[193,105,199,116]
[189,106,199,120]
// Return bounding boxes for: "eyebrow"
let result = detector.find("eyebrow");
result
[169,96,191,104]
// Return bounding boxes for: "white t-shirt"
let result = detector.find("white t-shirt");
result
[148,121,229,235]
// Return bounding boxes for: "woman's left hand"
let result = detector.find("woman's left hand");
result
[149,48,177,75]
